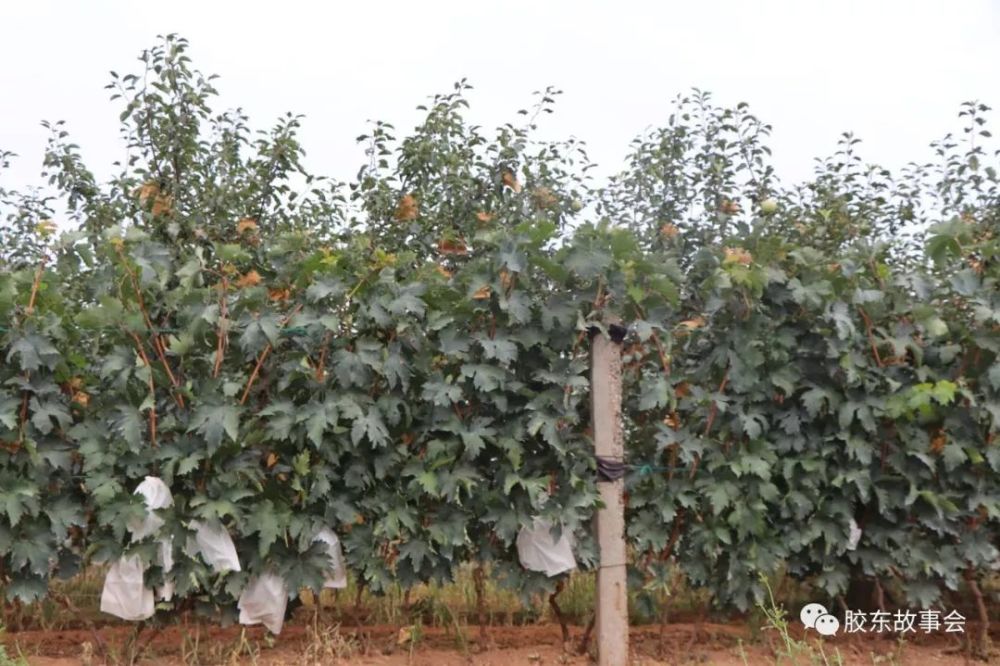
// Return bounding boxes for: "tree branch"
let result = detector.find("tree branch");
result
[127,329,158,447]
[239,304,303,405]
[114,244,185,407]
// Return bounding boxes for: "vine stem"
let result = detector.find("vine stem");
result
[347,268,379,302]
[548,579,570,644]
[315,330,333,382]
[573,276,607,358]
[26,260,46,315]
[17,391,29,446]
[857,306,885,367]
[577,612,595,655]
[660,508,686,562]
[114,244,185,407]
[873,576,886,611]
[593,276,606,311]
[702,368,730,437]
[666,444,679,482]
[634,303,671,377]
[127,329,158,447]
[688,368,729,481]
[473,563,488,645]
[239,304,303,405]
[212,278,229,378]
[651,334,672,377]
[240,346,273,406]
[966,569,991,658]
[17,259,48,444]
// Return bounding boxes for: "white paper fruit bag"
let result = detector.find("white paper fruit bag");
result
[314,527,347,589]
[238,572,289,634]
[189,520,242,573]
[100,554,155,621]
[100,476,175,619]
[516,518,576,577]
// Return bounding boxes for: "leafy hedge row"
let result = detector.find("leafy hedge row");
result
[1,36,998,624]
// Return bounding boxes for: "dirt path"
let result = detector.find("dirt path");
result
[4,622,988,665]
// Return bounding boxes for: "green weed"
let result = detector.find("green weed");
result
[756,574,843,666]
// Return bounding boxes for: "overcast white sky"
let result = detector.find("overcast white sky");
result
[1,1,999,200]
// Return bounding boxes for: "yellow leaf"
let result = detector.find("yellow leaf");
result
[71,391,90,408]
[136,181,159,204]
[472,285,492,300]
[501,170,522,193]
[268,287,291,302]
[723,247,753,266]
[136,181,171,216]
[35,219,58,238]
[476,211,494,223]
[236,218,259,235]
[679,316,706,330]
[394,194,419,221]
[531,186,558,209]
[500,269,515,291]
[372,249,397,269]
[151,194,173,216]
[930,430,946,455]
[438,237,468,255]
[659,223,679,239]
[235,270,262,289]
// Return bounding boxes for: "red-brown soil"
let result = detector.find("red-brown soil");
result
[4,620,989,665]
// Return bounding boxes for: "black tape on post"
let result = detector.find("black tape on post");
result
[596,456,626,482]
[586,323,629,344]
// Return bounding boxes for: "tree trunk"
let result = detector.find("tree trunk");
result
[578,613,596,655]
[967,573,991,659]
[473,563,489,646]
[549,579,570,644]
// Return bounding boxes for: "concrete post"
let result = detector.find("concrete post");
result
[591,325,628,665]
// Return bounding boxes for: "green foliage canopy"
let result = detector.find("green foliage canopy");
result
[0,35,998,621]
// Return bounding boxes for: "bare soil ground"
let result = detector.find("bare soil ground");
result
[4,621,992,665]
